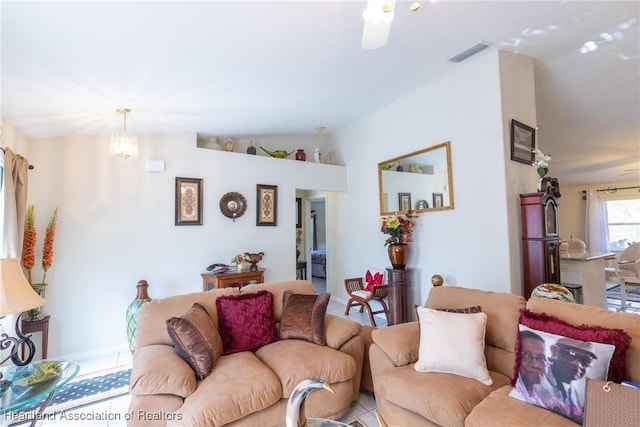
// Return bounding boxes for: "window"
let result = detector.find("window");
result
[607,198,640,250]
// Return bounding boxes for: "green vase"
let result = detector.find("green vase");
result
[126,280,152,353]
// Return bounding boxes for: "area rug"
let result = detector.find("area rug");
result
[606,283,640,303]
[7,366,131,426]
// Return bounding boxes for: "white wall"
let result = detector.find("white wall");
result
[330,50,537,314]
[23,132,344,358]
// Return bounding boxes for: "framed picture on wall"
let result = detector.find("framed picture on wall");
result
[510,119,536,165]
[398,192,412,211]
[296,197,302,228]
[257,184,278,226]
[175,177,203,226]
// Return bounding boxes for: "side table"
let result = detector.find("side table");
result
[386,268,409,325]
[21,315,50,360]
[201,269,265,291]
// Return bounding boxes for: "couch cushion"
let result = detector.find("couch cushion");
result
[415,306,493,386]
[466,385,578,427]
[255,339,357,397]
[166,303,223,379]
[129,344,197,398]
[172,352,282,427]
[517,308,631,383]
[216,290,278,354]
[508,324,615,424]
[376,363,510,426]
[279,290,330,345]
[426,286,526,379]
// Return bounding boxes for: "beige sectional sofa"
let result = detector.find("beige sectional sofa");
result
[127,280,364,427]
[370,285,640,426]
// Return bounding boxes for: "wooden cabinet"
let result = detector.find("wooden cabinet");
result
[386,268,409,325]
[520,192,560,298]
[201,269,264,291]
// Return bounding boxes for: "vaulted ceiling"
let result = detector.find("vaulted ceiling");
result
[1,1,638,185]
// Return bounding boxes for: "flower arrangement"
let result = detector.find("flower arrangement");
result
[532,148,551,178]
[231,253,249,264]
[21,206,59,284]
[379,211,418,246]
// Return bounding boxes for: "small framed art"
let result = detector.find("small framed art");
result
[510,119,536,165]
[175,177,203,226]
[257,184,278,226]
[398,193,412,211]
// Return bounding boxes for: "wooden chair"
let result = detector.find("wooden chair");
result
[344,277,390,327]
[614,242,640,312]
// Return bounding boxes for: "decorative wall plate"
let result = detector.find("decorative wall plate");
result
[219,192,247,220]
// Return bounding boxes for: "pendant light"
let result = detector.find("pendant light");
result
[110,108,138,159]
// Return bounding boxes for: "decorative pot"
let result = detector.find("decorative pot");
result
[295,149,306,161]
[25,283,47,322]
[247,140,257,155]
[126,280,152,353]
[236,262,248,272]
[537,167,548,191]
[387,243,407,270]
[224,138,235,152]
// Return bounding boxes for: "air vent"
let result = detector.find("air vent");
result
[448,42,491,63]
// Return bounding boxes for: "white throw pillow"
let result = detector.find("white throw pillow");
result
[415,306,493,386]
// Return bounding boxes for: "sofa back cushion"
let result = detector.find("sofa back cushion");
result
[526,297,640,383]
[425,286,526,379]
[136,280,315,349]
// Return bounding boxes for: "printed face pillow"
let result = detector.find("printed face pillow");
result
[508,324,615,425]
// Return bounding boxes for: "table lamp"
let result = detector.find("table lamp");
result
[0,258,46,387]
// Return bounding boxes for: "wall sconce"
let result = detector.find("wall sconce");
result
[109,108,138,159]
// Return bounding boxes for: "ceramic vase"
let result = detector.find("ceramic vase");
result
[313,149,321,163]
[537,167,548,191]
[295,149,306,161]
[224,138,235,152]
[26,283,47,322]
[236,262,248,272]
[126,280,152,353]
[387,243,407,270]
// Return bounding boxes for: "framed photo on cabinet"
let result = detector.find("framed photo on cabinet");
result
[175,177,203,226]
[257,184,278,226]
[510,119,536,165]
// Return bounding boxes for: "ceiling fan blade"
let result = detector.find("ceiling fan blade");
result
[361,0,396,50]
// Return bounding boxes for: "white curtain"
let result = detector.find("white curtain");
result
[585,189,610,253]
[1,147,30,258]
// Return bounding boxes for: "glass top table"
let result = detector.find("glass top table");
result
[0,359,79,426]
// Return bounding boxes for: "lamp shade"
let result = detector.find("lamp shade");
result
[0,258,46,315]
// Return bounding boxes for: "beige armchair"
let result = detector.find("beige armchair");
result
[614,242,640,311]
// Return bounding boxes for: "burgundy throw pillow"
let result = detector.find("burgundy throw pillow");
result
[279,291,330,345]
[166,303,224,379]
[512,309,631,384]
[216,290,278,354]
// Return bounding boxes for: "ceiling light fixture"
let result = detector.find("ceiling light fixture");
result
[110,108,138,159]
[361,0,396,50]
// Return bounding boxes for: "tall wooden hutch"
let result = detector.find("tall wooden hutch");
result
[520,187,561,298]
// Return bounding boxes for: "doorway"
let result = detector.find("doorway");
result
[309,197,327,293]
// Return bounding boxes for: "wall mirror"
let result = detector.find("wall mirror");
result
[378,141,454,215]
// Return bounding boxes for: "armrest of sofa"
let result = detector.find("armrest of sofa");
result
[371,321,420,367]
[129,344,196,399]
[324,314,362,350]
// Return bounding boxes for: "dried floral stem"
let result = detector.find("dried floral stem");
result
[41,208,59,284]
[22,205,36,284]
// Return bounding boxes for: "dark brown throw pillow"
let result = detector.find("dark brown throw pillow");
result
[414,304,481,319]
[166,302,223,379]
[280,291,330,345]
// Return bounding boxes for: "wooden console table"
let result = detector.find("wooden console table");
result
[386,268,409,325]
[21,315,50,359]
[202,269,264,291]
